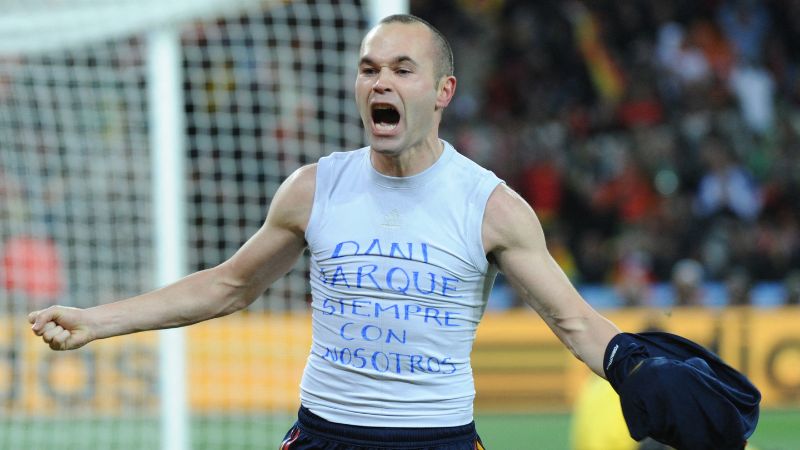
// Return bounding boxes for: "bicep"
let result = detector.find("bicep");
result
[217,165,316,293]
[483,185,618,374]
[483,184,583,316]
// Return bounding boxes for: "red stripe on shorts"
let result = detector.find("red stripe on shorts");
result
[280,428,300,450]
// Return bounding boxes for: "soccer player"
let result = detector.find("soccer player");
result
[29,14,758,449]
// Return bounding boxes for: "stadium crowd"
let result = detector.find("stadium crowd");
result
[3,0,800,311]
[413,0,800,307]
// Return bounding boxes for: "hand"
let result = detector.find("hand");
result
[28,306,96,350]
[603,332,759,449]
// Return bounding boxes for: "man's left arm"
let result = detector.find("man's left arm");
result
[482,184,761,448]
[482,183,619,377]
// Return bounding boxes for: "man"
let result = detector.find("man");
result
[29,15,758,450]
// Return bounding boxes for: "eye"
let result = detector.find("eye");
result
[360,66,377,75]
[395,68,412,75]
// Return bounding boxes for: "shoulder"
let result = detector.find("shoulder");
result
[313,148,369,185]
[318,147,369,169]
[278,163,317,202]
[267,163,317,234]
[443,144,503,202]
[448,144,498,178]
[482,183,547,256]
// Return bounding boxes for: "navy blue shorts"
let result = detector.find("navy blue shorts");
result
[279,406,486,450]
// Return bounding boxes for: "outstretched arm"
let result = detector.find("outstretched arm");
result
[483,184,760,447]
[29,164,317,350]
[482,184,619,377]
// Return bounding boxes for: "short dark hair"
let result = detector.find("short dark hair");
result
[377,14,454,80]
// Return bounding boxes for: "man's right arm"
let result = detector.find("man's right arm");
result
[29,164,317,350]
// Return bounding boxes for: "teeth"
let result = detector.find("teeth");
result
[375,122,397,131]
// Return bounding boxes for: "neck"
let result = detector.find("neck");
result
[370,136,444,177]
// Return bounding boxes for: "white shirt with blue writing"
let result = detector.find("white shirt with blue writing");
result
[301,140,503,427]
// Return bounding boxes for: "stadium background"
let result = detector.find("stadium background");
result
[1,0,799,449]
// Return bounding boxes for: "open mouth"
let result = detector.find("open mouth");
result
[371,104,400,132]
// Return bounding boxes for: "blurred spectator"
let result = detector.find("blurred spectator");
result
[725,266,753,306]
[655,22,713,95]
[613,228,655,307]
[728,60,776,135]
[616,69,665,129]
[784,270,800,306]
[694,134,762,222]
[672,258,705,307]
[717,0,771,64]
[574,231,613,284]
[417,0,800,289]
[690,19,736,81]
[751,209,800,280]
[591,145,661,225]
[519,142,565,224]
[615,257,653,308]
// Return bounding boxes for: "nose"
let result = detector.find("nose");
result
[372,68,392,93]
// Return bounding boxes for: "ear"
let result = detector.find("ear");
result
[435,75,457,110]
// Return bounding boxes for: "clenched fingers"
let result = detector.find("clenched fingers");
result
[28,308,54,334]
[39,321,73,350]
[42,321,63,341]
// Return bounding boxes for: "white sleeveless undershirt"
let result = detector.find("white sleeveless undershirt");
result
[301,140,503,427]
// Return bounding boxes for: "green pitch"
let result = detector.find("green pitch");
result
[476,409,800,450]
[1,408,797,449]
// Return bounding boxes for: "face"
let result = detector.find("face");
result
[355,22,455,156]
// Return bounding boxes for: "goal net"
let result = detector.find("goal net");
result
[0,0,392,448]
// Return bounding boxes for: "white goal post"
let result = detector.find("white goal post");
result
[0,1,406,449]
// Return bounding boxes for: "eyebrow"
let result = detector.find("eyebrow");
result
[359,55,419,67]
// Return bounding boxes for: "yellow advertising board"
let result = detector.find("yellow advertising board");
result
[472,307,800,411]
[3,307,799,414]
